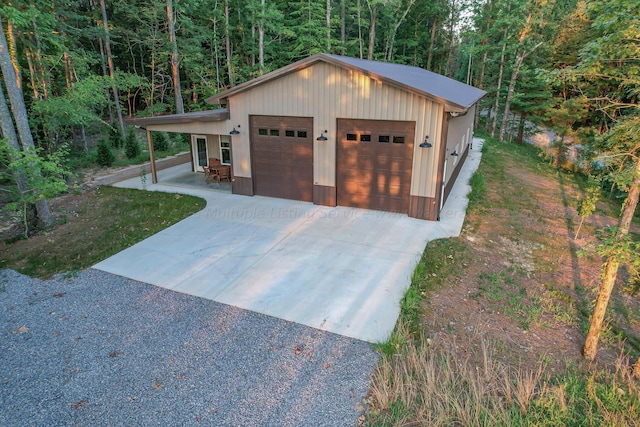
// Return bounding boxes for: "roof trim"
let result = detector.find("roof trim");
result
[129,108,229,126]
[206,54,485,113]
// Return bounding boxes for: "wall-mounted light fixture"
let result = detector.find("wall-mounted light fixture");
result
[450,150,459,157]
[419,135,432,148]
[230,125,240,135]
[316,130,328,141]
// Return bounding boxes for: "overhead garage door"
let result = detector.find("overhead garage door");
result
[337,119,415,213]
[250,115,313,202]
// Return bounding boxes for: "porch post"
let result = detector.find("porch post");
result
[146,129,158,184]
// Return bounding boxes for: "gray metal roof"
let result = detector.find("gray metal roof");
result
[207,54,486,112]
[323,54,486,110]
[129,108,229,126]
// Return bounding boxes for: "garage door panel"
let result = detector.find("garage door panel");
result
[251,115,313,202]
[337,119,414,213]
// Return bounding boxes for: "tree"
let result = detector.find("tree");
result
[99,0,125,137]
[570,0,640,362]
[166,0,184,113]
[0,17,54,228]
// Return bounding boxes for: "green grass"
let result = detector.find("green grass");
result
[0,186,204,278]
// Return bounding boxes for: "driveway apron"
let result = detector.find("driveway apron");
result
[94,139,483,343]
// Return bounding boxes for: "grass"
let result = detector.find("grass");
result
[0,186,204,278]
[368,133,640,426]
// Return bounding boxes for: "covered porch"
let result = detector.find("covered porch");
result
[131,108,236,190]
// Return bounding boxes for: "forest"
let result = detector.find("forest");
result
[0,0,636,156]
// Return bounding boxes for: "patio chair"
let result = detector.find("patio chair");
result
[204,158,231,184]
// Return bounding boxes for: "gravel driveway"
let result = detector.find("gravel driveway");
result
[0,269,378,426]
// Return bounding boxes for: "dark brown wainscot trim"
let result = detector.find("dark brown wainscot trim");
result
[232,176,254,196]
[313,185,337,207]
[408,196,438,221]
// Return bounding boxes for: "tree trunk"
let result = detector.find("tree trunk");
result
[98,37,114,124]
[0,20,53,229]
[516,111,526,144]
[6,20,21,90]
[166,0,184,114]
[499,41,543,143]
[340,0,346,54]
[99,0,126,137]
[326,0,331,52]
[584,157,640,361]
[386,0,416,61]
[357,0,363,59]
[491,27,508,138]
[474,50,487,128]
[426,17,437,70]
[367,4,376,60]
[225,0,234,87]
[258,0,265,74]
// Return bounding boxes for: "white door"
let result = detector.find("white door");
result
[192,135,208,171]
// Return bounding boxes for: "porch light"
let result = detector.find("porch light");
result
[317,130,328,141]
[419,135,432,148]
[451,150,459,157]
[230,125,240,135]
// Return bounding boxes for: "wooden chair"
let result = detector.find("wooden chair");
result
[204,158,231,184]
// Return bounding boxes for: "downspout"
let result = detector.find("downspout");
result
[439,159,447,216]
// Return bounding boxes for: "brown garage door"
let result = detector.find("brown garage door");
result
[337,119,415,213]
[251,115,313,202]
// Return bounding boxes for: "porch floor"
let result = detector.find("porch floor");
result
[117,162,232,193]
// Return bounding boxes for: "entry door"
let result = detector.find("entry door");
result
[192,135,208,171]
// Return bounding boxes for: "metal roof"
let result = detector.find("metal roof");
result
[129,108,229,126]
[207,54,486,112]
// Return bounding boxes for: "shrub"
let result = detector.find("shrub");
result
[152,132,170,151]
[96,139,115,167]
[124,128,141,159]
[109,126,124,149]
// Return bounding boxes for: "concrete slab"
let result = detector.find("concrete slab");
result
[94,139,483,343]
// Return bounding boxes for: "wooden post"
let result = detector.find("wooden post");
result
[146,129,158,184]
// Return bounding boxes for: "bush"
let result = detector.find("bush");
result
[152,132,170,151]
[109,126,124,149]
[124,128,141,159]
[96,139,115,167]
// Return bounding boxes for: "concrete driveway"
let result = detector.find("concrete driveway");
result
[94,140,483,343]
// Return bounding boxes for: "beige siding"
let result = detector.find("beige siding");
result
[227,62,445,198]
[443,104,476,184]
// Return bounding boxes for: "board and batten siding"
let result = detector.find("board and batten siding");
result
[443,104,476,185]
[226,61,445,199]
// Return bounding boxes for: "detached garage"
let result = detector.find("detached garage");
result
[139,53,485,221]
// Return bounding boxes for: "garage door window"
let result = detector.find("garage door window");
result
[297,131,307,138]
[258,128,268,136]
[393,136,405,144]
[360,134,371,142]
[378,135,390,143]
[270,129,280,136]
[285,130,295,137]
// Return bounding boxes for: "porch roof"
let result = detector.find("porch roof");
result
[130,108,229,127]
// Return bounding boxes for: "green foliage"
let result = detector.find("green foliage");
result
[96,139,115,167]
[109,126,124,149]
[467,170,486,212]
[152,132,170,152]
[124,128,141,159]
[0,140,70,236]
[0,186,204,278]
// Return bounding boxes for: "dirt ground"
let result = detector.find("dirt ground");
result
[421,159,640,374]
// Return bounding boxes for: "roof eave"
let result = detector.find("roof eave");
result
[129,109,230,127]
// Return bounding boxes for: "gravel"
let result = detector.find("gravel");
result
[0,269,379,426]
